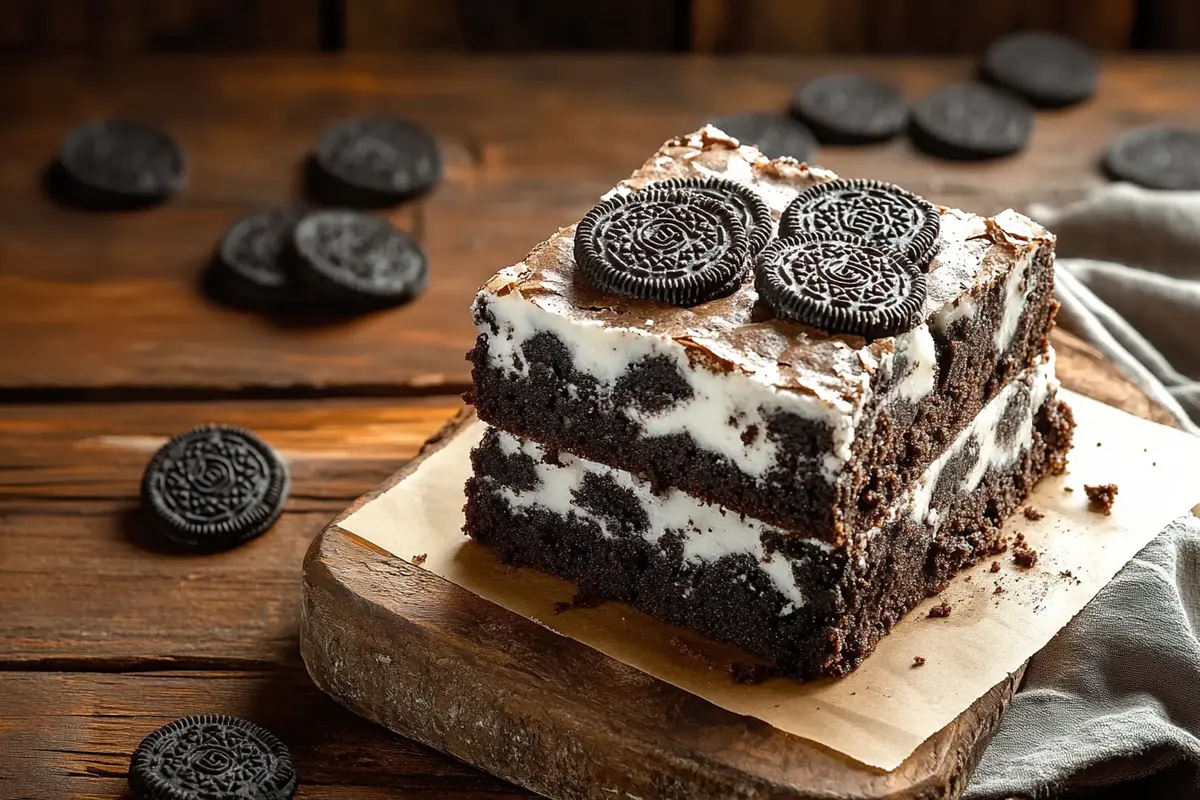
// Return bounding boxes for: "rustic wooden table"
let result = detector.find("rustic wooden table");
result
[0,54,1191,799]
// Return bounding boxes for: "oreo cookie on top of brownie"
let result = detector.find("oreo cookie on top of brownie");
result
[464,126,1073,679]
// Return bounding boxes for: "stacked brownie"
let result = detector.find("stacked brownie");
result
[464,127,1074,678]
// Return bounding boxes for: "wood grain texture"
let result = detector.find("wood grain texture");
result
[0,396,460,670]
[344,0,683,51]
[0,670,532,799]
[2,56,1199,395]
[690,0,1136,53]
[0,0,321,53]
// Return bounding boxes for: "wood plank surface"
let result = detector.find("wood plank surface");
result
[2,56,1198,395]
[690,0,1137,53]
[0,670,532,799]
[0,397,460,671]
[0,0,322,53]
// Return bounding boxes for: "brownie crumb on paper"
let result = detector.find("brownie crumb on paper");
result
[1085,483,1119,515]
[1023,505,1045,521]
[990,561,1002,573]
[912,656,927,667]
[928,601,953,619]
[1012,544,1039,568]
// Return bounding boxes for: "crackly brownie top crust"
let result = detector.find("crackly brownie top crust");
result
[479,126,1053,411]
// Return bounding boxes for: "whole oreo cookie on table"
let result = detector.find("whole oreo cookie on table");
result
[210,208,306,310]
[141,424,289,552]
[705,112,818,162]
[780,178,941,266]
[574,189,749,307]
[910,82,1034,160]
[129,714,297,800]
[648,176,774,255]
[754,233,926,340]
[54,119,186,210]
[293,210,429,309]
[1103,126,1200,191]
[311,116,442,207]
[981,31,1098,108]
[789,74,908,144]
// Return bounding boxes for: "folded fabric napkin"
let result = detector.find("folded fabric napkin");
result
[965,184,1200,799]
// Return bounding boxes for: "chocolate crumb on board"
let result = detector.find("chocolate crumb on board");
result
[670,636,718,669]
[964,575,972,582]
[411,553,427,566]
[912,656,926,667]
[990,560,1002,573]
[1060,569,1074,578]
[728,662,775,685]
[928,601,953,618]
[1085,483,1119,515]
[1023,505,1045,521]
[1013,544,1039,568]
[994,584,1006,595]
[552,601,572,615]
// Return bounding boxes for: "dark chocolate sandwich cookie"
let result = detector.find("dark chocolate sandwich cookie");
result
[780,178,940,266]
[790,74,907,144]
[982,31,1098,108]
[910,83,1034,160]
[311,116,442,207]
[755,233,925,340]
[706,112,818,162]
[650,176,774,255]
[574,189,749,307]
[1103,126,1200,191]
[293,210,429,309]
[211,208,305,310]
[129,715,297,800]
[141,424,289,551]
[55,119,186,210]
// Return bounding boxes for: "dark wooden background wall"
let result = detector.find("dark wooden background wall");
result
[0,0,1196,53]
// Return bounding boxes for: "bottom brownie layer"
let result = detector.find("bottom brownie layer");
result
[465,395,1074,679]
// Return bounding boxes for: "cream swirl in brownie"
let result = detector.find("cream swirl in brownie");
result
[469,127,1058,543]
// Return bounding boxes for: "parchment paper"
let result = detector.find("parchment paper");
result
[339,390,1200,771]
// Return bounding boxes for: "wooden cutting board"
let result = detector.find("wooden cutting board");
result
[300,329,1174,800]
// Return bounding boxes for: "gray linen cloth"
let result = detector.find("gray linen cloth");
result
[965,184,1200,799]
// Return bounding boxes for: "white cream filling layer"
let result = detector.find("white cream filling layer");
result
[481,290,857,481]
[487,427,827,610]
[480,291,954,483]
[908,349,1057,526]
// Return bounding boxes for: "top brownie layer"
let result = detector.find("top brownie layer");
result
[469,127,1057,543]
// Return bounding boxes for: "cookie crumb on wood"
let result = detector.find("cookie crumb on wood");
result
[990,561,1002,573]
[928,601,952,618]
[1023,505,1045,521]
[912,656,926,667]
[1085,483,1118,515]
[411,553,427,566]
